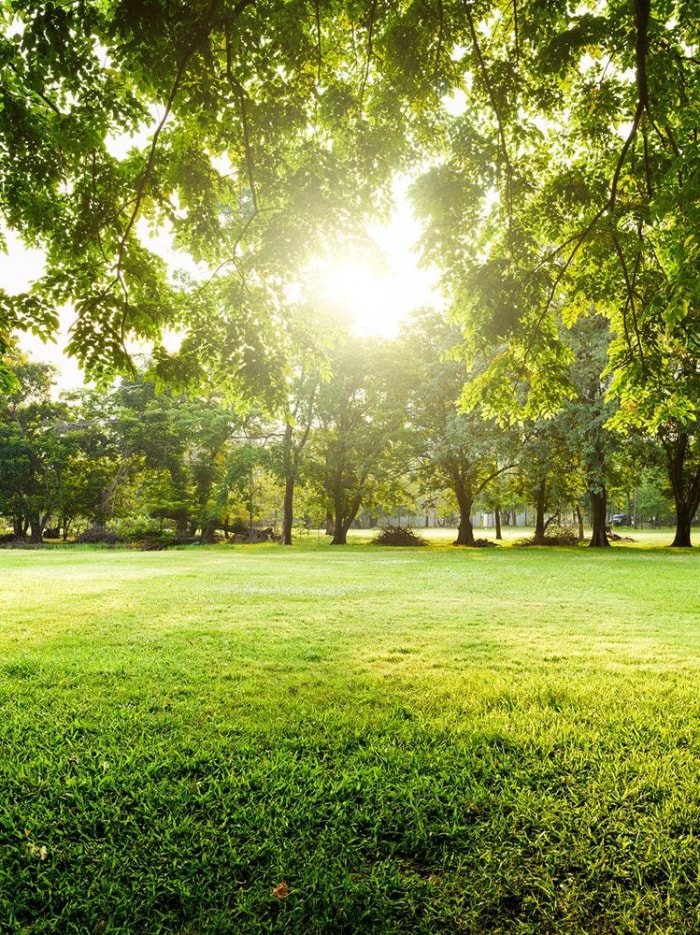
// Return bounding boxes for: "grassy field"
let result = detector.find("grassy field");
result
[0,534,698,933]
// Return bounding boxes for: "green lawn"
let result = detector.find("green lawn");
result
[1,537,699,933]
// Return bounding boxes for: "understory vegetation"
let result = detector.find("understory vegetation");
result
[1,540,699,933]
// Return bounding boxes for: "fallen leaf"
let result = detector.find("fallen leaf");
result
[272,881,288,899]
[25,841,49,860]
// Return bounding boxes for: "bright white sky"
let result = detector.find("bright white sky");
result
[1,187,441,391]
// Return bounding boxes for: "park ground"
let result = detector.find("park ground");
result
[0,531,698,933]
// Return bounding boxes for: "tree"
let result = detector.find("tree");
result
[113,379,195,536]
[561,315,619,547]
[0,354,70,540]
[114,376,250,541]
[408,1,700,543]
[512,418,582,544]
[53,389,130,534]
[309,335,406,545]
[267,304,335,545]
[399,310,514,546]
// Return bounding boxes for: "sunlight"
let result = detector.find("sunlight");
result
[5,176,441,389]
[318,256,412,338]
[312,192,441,338]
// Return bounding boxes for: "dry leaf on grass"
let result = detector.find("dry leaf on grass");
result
[272,881,288,899]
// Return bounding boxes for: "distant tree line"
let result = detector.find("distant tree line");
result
[2,307,695,548]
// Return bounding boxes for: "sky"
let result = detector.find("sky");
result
[0,231,87,389]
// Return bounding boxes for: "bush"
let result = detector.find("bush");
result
[372,525,427,547]
[517,526,580,547]
[229,526,279,543]
[75,525,120,545]
[136,531,175,549]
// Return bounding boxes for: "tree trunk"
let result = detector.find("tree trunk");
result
[281,423,295,546]
[331,489,346,544]
[454,513,475,546]
[453,478,475,546]
[29,511,45,543]
[331,524,348,545]
[281,473,295,545]
[331,493,362,545]
[588,489,610,548]
[494,508,502,540]
[534,481,546,542]
[575,503,585,542]
[670,503,693,548]
[663,432,699,548]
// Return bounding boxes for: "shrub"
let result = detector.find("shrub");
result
[372,525,427,547]
[229,526,279,543]
[75,525,120,545]
[517,526,580,547]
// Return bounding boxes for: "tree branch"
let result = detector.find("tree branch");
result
[225,32,259,217]
[462,0,514,239]
[360,0,377,111]
[612,232,646,374]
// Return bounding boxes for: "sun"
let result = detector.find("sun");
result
[319,257,401,337]
[314,203,441,338]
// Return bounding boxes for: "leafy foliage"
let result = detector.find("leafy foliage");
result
[371,524,427,546]
[1,0,412,390]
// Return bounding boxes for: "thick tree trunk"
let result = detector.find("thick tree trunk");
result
[670,503,693,548]
[453,478,475,546]
[330,493,362,545]
[454,513,475,546]
[588,489,610,548]
[29,512,45,543]
[664,432,699,548]
[331,524,349,545]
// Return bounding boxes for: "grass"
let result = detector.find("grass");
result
[0,534,699,933]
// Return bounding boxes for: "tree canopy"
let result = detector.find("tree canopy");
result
[0,0,412,386]
[1,0,699,541]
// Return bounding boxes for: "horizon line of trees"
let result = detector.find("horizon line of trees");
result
[2,305,696,549]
